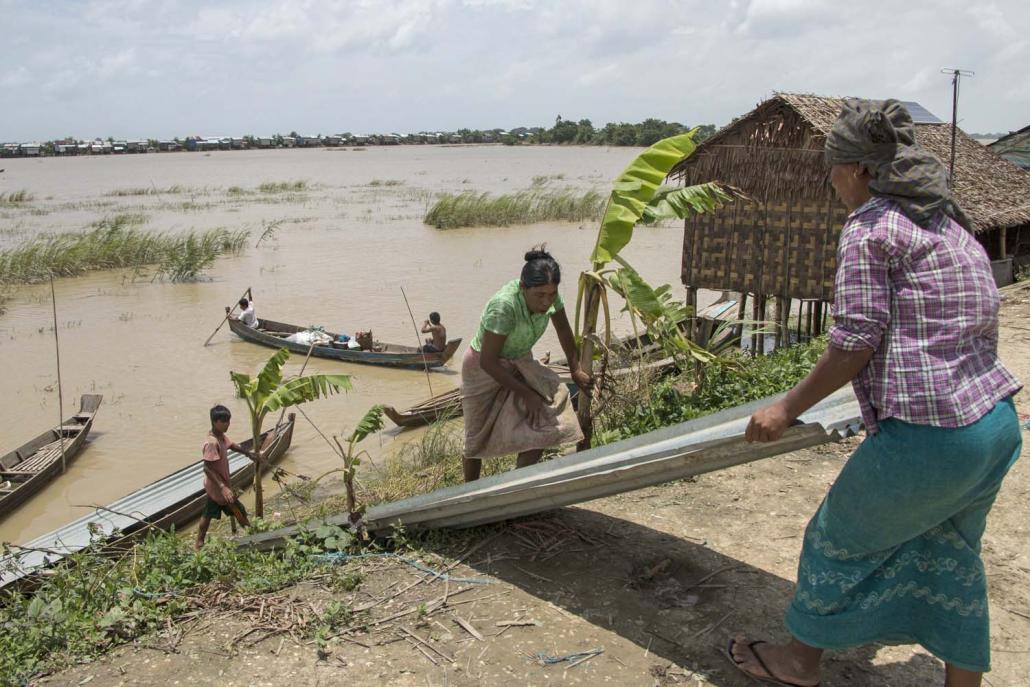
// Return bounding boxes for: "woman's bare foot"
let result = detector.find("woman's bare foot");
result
[728,635,822,686]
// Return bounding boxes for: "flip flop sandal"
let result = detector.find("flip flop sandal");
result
[726,638,820,687]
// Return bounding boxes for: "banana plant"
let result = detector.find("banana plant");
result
[230,348,351,517]
[331,404,385,521]
[575,130,739,447]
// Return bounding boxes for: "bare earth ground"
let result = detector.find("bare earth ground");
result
[40,286,1030,687]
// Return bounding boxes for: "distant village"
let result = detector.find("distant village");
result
[0,118,719,158]
[1,130,524,158]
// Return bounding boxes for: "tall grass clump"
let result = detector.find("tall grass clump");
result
[360,420,514,504]
[156,228,249,281]
[424,189,604,229]
[258,180,308,194]
[0,189,34,205]
[0,532,341,685]
[0,213,249,284]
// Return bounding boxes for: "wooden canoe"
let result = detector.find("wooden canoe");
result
[0,415,295,592]
[383,363,573,429]
[228,317,461,369]
[0,394,103,521]
[383,352,679,430]
[384,388,463,428]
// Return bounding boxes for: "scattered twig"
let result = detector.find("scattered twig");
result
[496,619,540,628]
[453,617,484,641]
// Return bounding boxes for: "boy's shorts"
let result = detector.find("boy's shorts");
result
[204,497,247,520]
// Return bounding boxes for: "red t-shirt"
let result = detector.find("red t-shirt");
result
[202,432,233,504]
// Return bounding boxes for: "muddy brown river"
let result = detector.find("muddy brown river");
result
[0,145,717,544]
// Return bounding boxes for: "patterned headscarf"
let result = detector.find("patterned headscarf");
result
[825,98,972,231]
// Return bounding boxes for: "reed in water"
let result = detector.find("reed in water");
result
[424,188,604,229]
[0,213,249,284]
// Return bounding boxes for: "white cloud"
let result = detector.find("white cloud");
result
[0,0,1026,139]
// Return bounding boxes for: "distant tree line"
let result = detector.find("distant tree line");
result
[469,116,717,147]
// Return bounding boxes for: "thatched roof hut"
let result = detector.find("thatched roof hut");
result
[671,93,1030,302]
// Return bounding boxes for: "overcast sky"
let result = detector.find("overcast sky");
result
[1,0,1027,141]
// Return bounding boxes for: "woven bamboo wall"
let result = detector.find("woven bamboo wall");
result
[682,196,848,301]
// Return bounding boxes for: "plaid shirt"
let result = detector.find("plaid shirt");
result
[829,197,1021,433]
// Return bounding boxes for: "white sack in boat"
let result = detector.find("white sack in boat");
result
[285,329,333,345]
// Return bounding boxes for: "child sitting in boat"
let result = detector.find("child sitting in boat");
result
[421,312,447,353]
[196,405,252,550]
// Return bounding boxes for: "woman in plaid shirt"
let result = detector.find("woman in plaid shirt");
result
[729,100,1022,687]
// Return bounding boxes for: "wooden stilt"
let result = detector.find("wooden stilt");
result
[756,295,768,356]
[781,297,792,347]
[685,287,698,343]
[773,297,783,350]
[750,294,760,357]
[736,292,749,343]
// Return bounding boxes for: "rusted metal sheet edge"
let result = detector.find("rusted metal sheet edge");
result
[239,388,861,551]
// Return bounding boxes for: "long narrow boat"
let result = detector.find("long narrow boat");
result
[383,353,678,430]
[0,395,103,521]
[0,415,295,592]
[228,316,461,369]
[383,362,575,429]
[384,389,463,428]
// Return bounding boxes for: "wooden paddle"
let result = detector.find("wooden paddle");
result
[204,287,251,346]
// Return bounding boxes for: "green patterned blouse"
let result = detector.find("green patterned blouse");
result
[469,279,564,359]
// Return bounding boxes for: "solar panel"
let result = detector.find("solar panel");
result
[900,101,944,124]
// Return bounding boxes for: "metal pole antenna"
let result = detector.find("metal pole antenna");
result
[940,67,974,188]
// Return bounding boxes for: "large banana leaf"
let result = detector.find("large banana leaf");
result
[348,404,385,444]
[591,132,699,265]
[639,182,735,225]
[255,348,291,401]
[260,373,352,413]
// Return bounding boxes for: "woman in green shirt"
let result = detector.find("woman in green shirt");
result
[461,248,592,482]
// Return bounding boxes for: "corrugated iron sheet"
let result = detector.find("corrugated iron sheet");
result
[242,387,862,551]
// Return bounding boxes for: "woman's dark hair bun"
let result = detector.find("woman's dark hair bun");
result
[520,244,560,287]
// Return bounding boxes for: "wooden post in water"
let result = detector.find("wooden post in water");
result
[49,275,67,473]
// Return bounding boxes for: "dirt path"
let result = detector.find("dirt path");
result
[39,285,1030,687]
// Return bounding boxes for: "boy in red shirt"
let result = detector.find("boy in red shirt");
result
[195,405,252,550]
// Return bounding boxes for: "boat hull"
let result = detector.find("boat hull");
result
[0,395,103,521]
[228,317,461,369]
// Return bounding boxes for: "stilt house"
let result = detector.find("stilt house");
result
[670,93,1030,351]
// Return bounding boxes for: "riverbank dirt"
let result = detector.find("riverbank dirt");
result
[38,285,1030,686]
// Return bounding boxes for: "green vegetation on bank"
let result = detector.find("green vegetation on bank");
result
[0,533,349,686]
[424,189,605,229]
[595,338,827,444]
[0,214,248,284]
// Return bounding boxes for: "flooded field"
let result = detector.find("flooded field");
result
[0,145,716,544]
